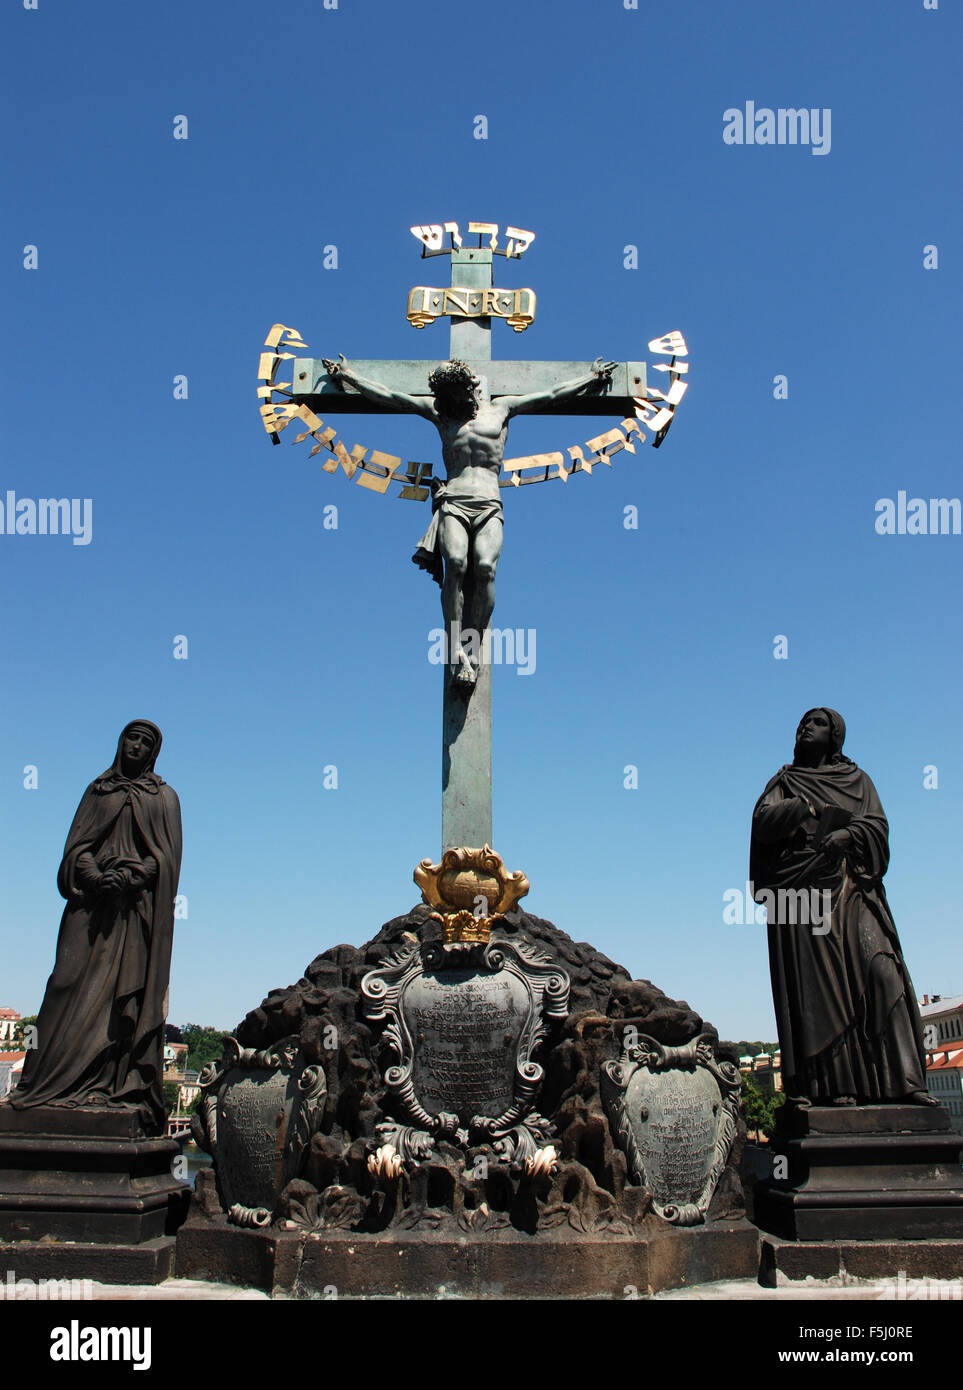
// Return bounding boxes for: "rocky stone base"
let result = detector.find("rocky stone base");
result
[211,903,747,1238]
[176,1211,761,1299]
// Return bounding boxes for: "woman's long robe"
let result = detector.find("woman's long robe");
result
[9,749,181,1134]
[750,758,925,1102]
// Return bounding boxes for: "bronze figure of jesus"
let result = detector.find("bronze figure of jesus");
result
[322,355,616,689]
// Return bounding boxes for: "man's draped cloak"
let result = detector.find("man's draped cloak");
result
[750,758,926,1102]
[9,727,181,1133]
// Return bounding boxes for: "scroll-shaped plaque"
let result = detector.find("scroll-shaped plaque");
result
[361,939,569,1172]
[601,1034,740,1227]
[406,286,536,331]
[193,1036,326,1227]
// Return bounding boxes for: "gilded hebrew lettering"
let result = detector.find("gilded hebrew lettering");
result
[503,226,535,257]
[264,323,308,351]
[647,330,688,357]
[397,462,434,501]
[467,220,499,250]
[355,449,404,494]
[411,224,444,251]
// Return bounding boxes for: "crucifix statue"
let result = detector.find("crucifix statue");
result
[321,352,617,689]
[257,221,688,856]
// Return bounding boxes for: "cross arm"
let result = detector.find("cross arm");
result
[288,359,648,418]
[502,360,617,419]
[325,358,436,421]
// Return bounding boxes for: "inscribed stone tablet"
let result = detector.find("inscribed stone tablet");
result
[216,1066,299,1212]
[406,968,530,1125]
[624,1065,721,1210]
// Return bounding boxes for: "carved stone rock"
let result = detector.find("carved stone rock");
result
[193,1036,325,1226]
[602,1034,741,1225]
[178,906,747,1240]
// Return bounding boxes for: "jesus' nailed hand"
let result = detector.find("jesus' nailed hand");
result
[320,354,617,692]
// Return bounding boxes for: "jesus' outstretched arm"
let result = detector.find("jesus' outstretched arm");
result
[321,355,437,421]
[501,359,618,418]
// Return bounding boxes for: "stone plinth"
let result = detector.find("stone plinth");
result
[176,1210,761,1299]
[759,1234,963,1286]
[0,1103,190,1283]
[753,1103,963,1242]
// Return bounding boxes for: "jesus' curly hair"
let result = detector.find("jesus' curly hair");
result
[427,360,478,411]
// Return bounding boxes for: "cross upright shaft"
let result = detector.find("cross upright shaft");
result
[442,247,494,852]
[448,246,494,363]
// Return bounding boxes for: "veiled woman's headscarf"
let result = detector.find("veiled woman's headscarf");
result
[93,720,165,793]
[793,707,852,765]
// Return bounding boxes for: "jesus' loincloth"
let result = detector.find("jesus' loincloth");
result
[412,486,503,587]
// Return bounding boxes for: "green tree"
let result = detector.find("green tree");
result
[741,1074,770,1137]
[769,1088,786,1133]
[181,1023,228,1074]
[13,1015,38,1047]
[740,1073,785,1139]
[163,1080,180,1117]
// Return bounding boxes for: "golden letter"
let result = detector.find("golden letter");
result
[355,450,404,494]
[468,220,499,250]
[411,224,444,251]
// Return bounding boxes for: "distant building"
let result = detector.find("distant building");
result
[0,1008,21,1044]
[921,993,963,1047]
[928,1052,963,1133]
[0,1051,25,1098]
[164,1041,188,1081]
[177,1082,201,1112]
[739,1051,782,1094]
[921,994,963,1135]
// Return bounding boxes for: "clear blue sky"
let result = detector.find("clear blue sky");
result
[1,0,960,1042]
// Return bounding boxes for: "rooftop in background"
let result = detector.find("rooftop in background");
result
[920,995,963,1015]
[928,1051,963,1070]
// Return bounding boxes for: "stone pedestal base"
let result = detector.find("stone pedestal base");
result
[0,1103,190,1281]
[753,1103,963,1242]
[0,1236,179,1285]
[175,1211,761,1299]
[760,1235,963,1286]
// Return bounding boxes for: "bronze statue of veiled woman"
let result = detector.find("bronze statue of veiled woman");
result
[750,708,935,1108]
[5,721,182,1134]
